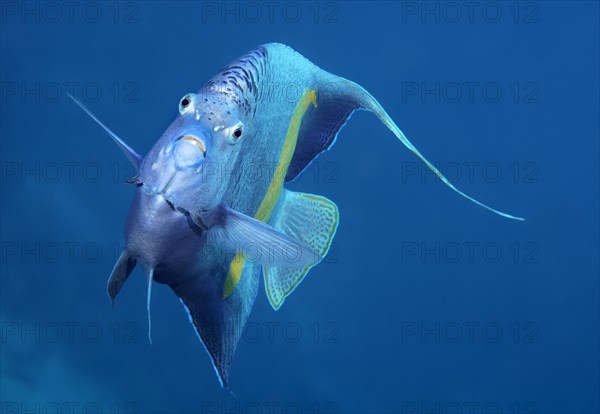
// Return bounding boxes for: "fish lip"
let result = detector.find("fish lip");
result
[139,183,191,213]
[179,134,206,156]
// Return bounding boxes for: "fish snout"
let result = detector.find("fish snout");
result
[172,134,207,169]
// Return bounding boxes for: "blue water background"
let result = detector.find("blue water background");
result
[1,1,598,413]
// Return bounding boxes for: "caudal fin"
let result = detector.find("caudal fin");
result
[264,189,339,310]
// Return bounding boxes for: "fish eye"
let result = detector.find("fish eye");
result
[179,93,195,115]
[228,122,244,145]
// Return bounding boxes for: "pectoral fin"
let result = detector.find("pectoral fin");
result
[202,204,321,269]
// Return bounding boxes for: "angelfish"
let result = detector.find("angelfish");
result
[70,43,523,388]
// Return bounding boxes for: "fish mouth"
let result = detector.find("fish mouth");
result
[179,134,206,156]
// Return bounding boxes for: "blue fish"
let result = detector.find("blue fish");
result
[71,43,523,388]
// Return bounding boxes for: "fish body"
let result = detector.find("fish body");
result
[71,43,523,388]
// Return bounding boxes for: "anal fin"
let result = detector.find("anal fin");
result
[172,261,260,389]
[264,190,339,310]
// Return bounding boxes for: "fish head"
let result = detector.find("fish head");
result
[139,92,247,213]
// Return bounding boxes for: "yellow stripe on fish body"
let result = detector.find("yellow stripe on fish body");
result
[222,89,318,298]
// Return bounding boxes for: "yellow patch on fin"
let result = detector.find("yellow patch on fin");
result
[223,253,247,298]
[222,89,318,298]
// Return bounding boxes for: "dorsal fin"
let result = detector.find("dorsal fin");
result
[286,72,524,221]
